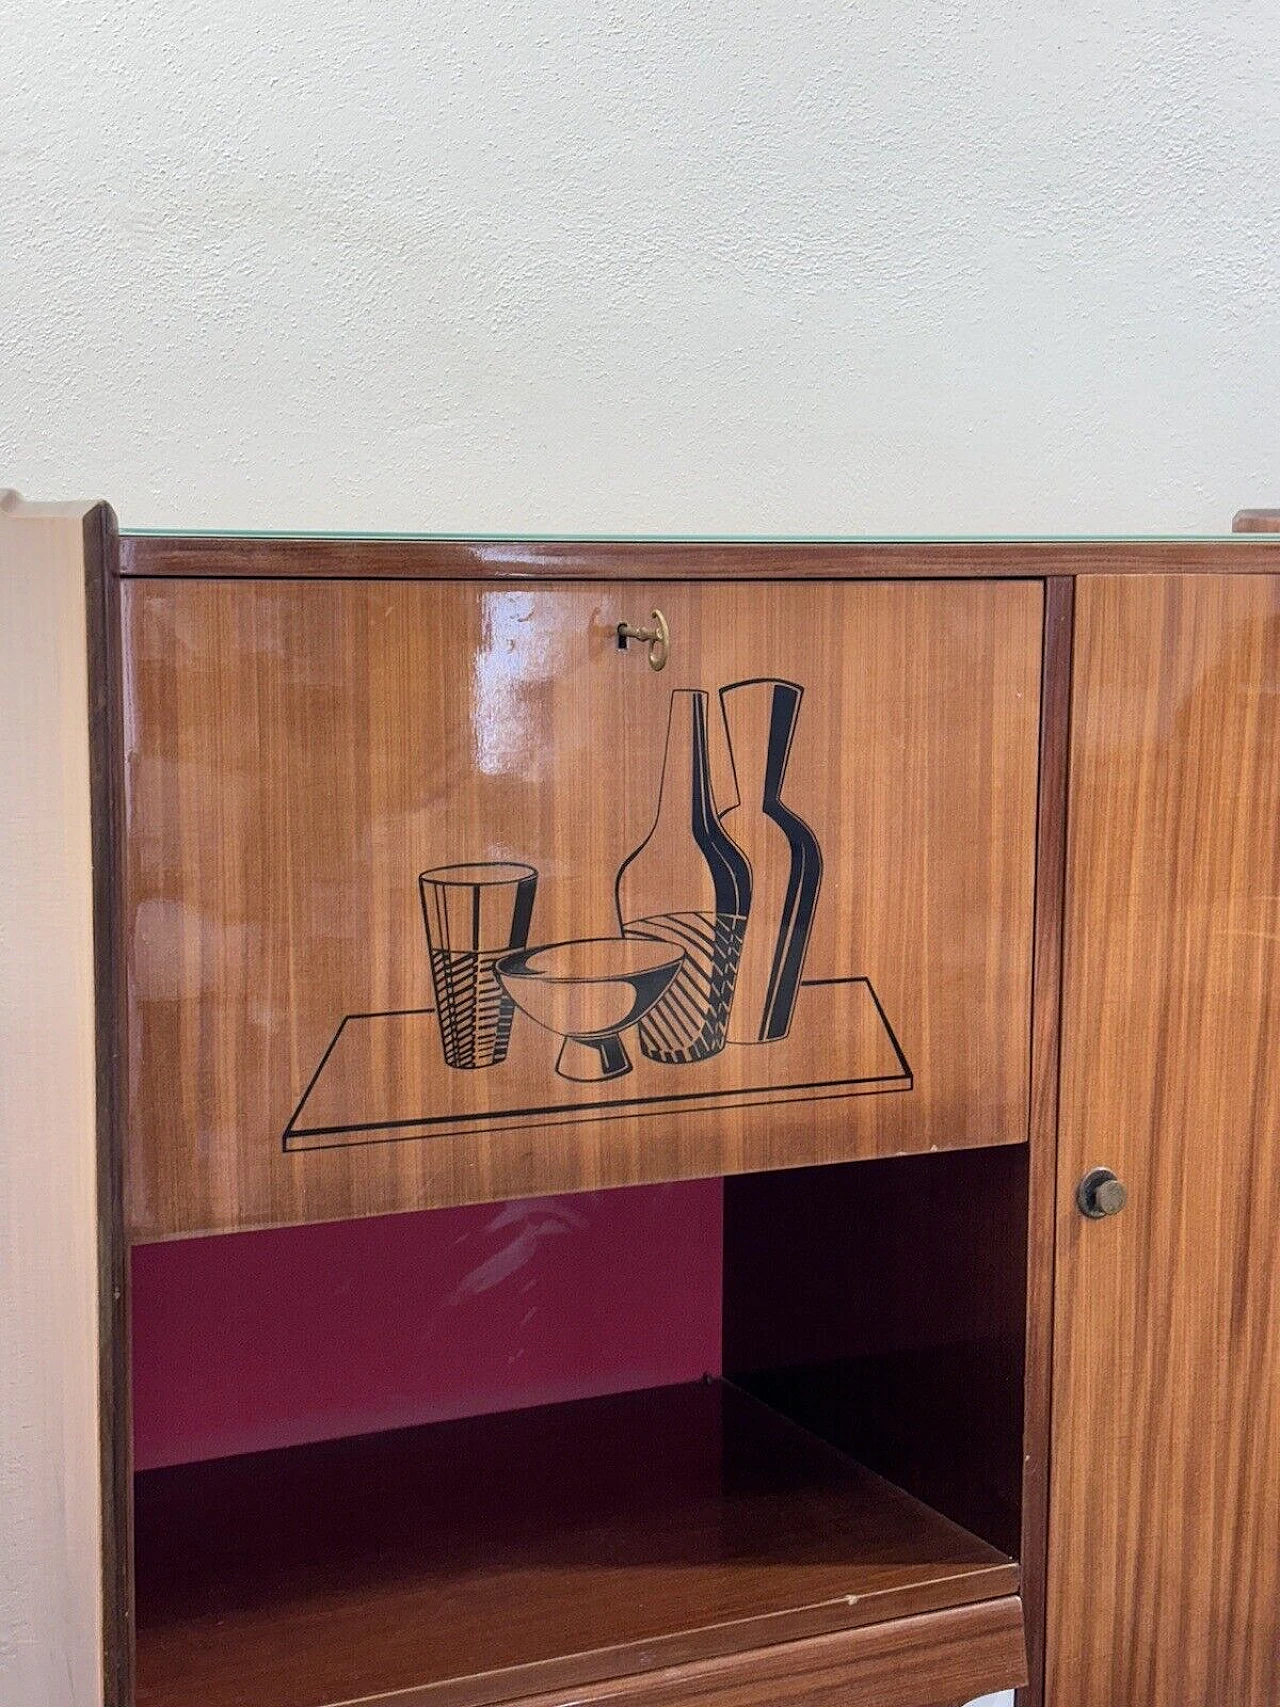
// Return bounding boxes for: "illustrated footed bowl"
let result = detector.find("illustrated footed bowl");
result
[495,937,685,1081]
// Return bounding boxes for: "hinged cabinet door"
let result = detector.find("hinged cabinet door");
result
[124,578,1042,1238]
[1049,575,1280,1705]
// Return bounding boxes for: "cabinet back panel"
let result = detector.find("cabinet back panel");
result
[132,1180,722,1469]
[123,578,1042,1237]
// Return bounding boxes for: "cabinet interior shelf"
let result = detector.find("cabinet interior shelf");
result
[134,1377,1018,1707]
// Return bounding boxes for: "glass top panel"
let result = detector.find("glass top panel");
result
[123,529,1257,542]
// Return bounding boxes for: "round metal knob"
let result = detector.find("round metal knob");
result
[1077,1167,1128,1220]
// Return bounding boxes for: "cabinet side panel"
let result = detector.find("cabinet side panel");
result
[0,500,108,1706]
[1049,575,1280,1704]
[84,504,132,1707]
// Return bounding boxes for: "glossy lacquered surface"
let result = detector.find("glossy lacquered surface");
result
[1049,575,1280,1704]
[120,533,1280,579]
[473,1602,1028,1707]
[133,1378,1020,1707]
[131,1182,723,1469]
[123,577,1042,1239]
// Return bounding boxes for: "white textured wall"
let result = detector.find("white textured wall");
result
[2,17,1152,1707]
[3,0,1279,533]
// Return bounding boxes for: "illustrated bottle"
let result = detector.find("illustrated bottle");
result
[719,679,822,1043]
[615,689,752,1064]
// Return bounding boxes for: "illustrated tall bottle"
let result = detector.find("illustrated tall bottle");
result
[616,689,752,1064]
[719,679,823,1043]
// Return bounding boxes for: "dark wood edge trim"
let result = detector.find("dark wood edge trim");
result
[118,535,1280,581]
[1015,577,1074,1707]
[84,502,133,1707]
[347,1596,1028,1707]
[1233,508,1280,533]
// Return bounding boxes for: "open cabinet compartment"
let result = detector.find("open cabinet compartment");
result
[130,1153,1030,1707]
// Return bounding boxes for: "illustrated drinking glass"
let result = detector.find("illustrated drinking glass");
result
[419,862,538,1068]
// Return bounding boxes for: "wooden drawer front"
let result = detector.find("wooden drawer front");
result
[124,578,1042,1238]
[503,1600,1028,1707]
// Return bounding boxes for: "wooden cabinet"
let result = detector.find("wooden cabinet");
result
[123,576,1042,1240]
[10,507,1280,1707]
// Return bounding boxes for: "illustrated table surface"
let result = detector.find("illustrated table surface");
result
[284,976,911,1151]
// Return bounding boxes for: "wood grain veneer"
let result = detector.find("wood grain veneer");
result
[133,1379,1020,1707]
[491,1600,1028,1707]
[1232,508,1280,532]
[0,494,127,1707]
[1049,574,1280,1704]
[120,533,1280,579]
[1015,575,1074,1707]
[123,577,1042,1239]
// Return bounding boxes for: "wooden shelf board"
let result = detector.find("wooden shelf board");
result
[134,1379,1016,1707]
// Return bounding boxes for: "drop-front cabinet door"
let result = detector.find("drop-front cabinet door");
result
[123,578,1043,1239]
[1049,575,1280,1705]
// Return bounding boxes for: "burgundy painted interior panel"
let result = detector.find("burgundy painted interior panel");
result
[133,1180,723,1469]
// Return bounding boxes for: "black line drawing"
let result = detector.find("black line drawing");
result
[281,976,913,1151]
[286,673,912,1154]
[419,862,538,1068]
[719,679,823,1043]
[495,937,685,1081]
[615,689,753,1064]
